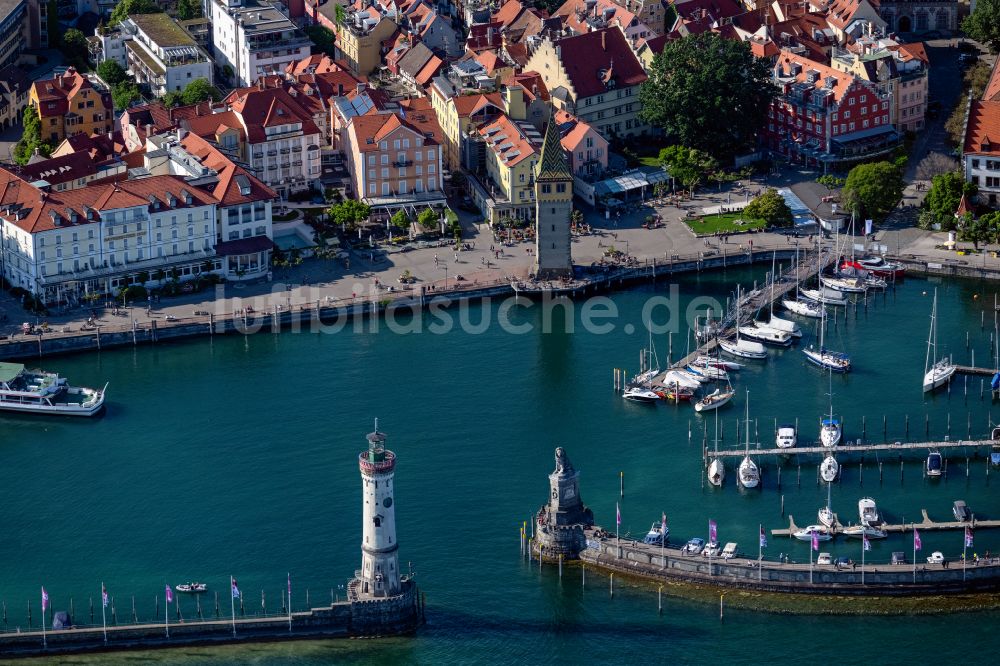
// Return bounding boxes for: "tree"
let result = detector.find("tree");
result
[959,213,992,249]
[923,171,977,230]
[327,200,371,228]
[982,211,1000,245]
[417,208,438,229]
[63,28,89,70]
[109,0,159,26]
[97,60,128,87]
[658,145,717,192]
[841,161,905,223]
[639,33,775,161]
[305,25,337,58]
[914,153,957,182]
[181,78,218,105]
[816,174,845,191]
[743,188,793,227]
[390,210,410,230]
[13,106,53,165]
[111,81,142,111]
[963,0,1000,53]
[177,0,202,20]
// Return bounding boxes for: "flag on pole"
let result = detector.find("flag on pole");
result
[965,526,974,548]
[288,573,291,599]
[863,534,871,552]
[759,525,767,549]
[709,519,718,544]
[811,530,819,552]
[616,503,621,526]
[41,587,49,612]
[102,584,109,608]
[914,528,922,551]
[165,584,173,604]
[865,219,873,235]
[232,578,241,599]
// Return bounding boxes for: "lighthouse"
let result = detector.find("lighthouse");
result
[357,420,400,598]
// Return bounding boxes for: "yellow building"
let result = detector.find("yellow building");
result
[476,113,541,222]
[334,15,397,76]
[29,68,114,145]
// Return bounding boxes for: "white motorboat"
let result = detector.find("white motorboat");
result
[801,288,848,306]
[793,525,832,542]
[841,525,887,539]
[766,314,803,338]
[863,275,888,289]
[693,356,743,372]
[926,451,943,477]
[922,289,956,392]
[694,388,734,412]
[0,362,106,416]
[708,458,725,487]
[820,418,842,447]
[687,364,729,382]
[820,454,839,482]
[858,497,881,527]
[662,370,702,389]
[738,393,760,489]
[623,385,660,403]
[720,338,767,359]
[783,298,824,318]
[820,276,866,293]
[642,523,669,544]
[739,324,793,347]
[776,424,797,449]
[175,582,208,593]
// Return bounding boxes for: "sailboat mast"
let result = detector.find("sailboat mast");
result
[925,290,936,375]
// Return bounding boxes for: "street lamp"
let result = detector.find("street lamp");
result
[444,265,448,289]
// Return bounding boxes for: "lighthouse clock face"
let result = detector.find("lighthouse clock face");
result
[383,497,393,508]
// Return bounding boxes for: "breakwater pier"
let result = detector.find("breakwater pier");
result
[772,512,1000,537]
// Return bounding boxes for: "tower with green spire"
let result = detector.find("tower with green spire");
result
[534,112,574,280]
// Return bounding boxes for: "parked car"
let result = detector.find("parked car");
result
[817,553,833,566]
[891,551,907,565]
[834,557,851,569]
[953,500,972,522]
[681,538,705,556]
[702,541,721,557]
[927,551,945,564]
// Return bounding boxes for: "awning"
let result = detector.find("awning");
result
[593,168,669,197]
[215,236,274,256]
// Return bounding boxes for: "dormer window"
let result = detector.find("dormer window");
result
[149,195,160,210]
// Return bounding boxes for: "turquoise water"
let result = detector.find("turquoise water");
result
[2,267,1000,664]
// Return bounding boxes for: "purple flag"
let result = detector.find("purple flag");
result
[709,520,718,544]
[863,534,871,552]
[965,526,974,548]
[232,578,241,599]
[616,503,621,526]
[811,530,819,552]
[102,584,109,609]
[759,525,767,549]
[41,587,49,612]
[288,573,291,599]
[914,528,922,551]
[165,584,173,604]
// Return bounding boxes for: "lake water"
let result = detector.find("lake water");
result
[1,266,998,663]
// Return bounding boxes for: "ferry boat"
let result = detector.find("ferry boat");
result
[0,362,106,416]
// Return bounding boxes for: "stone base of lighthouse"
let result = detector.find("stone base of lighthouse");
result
[534,522,591,560]
[347,578,423,635]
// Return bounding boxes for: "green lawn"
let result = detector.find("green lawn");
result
[639,156,662,168]
[685,212,767,235]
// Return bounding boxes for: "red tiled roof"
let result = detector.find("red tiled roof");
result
[452,92,504,118]
[225,86,321,143]
[31,68,112,119]
[477,114,539,167]
[554,0,638,36]
[775,50,860,103]
[984,59,1000,103]
[964,100,1000,156]
[503,71,549,102]
[179,131,277,205]
[349,103,442,153]
[554,28,647,99]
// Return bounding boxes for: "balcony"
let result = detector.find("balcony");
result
[279,148,290,154]
[393,160,414,168]
[267,150,277,156]
[292,145,302,152]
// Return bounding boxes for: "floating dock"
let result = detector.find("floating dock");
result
[703,438,1000,461]
[771,512,1000,537]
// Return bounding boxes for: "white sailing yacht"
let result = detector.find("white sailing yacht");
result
[783,245,824,318]
[819,366,842,447]
[802,290,851,373]
[820,454,839,483]
[922,288,956,392]
[707,408,725,487]
[623,329,663,402]
[738,392,760,489]
[818,478,835,527]
[720,286,768,359]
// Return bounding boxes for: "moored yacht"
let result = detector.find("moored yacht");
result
[793,525,832,542]
[776,424,797,449]
[0,362,106,416]
[858,497,882,527]
[820,418,842,447]
[783,298,824,318]
[820,454,839,482]
[739,324,793,347]
[801,288,848,306]
[720,338,768,359]
[841,525,888,539]
[926,451,943,477]
[623,385,660,403]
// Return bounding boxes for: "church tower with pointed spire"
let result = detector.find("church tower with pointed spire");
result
[534,113,574,280]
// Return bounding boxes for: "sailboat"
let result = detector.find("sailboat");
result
[738,392,760,489]
[818,478,835,527]
[803,288,851,373]
[694,387,735,412]
[707,408,725,487]
[820,454,839,483]
[783,245,824,318]
[922,289,956,392]
[623,329,663,402]
[819,365,842,447]
[720,286,768,360]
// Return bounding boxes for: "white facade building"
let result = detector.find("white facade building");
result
[209,0,312,87]
[123,13,213,98]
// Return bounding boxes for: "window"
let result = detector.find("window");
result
[541,184,551,193]
[556,183,566,193]
[381,155,388,165]
[381,167,389,178]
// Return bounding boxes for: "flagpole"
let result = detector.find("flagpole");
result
[912,523,917,584]
[809,535,813,585]
[963,535,968,582]
[230,576,237,637]
[758,524,762,582]
[861,538,865,585]
[287,573,292,633]
[615,502,620,559]
[101,583,107,645]
[164,587,169,639]
[660,513,664,570]
[41,591,46,650]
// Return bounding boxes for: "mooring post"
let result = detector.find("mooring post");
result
[883,414,887,441]
[781,494,785,516]
[658,585,663,615]
[582,564,586,588]
[879,462,883,485]
[859,462,863,486]
[901,459,904,483]
[559,554,563,579]
[797,465,801,488]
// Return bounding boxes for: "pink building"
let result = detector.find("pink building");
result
[555,110,608,178]
[342,100,447,209]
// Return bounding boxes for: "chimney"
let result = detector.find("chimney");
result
[258,80,265,91]
[145,123,152,137]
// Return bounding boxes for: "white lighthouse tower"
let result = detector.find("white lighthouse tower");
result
[357,420,401,598]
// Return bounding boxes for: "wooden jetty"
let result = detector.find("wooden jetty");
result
[772,511,1000,537]
[704,438,999,461]
[955,364,997,377]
